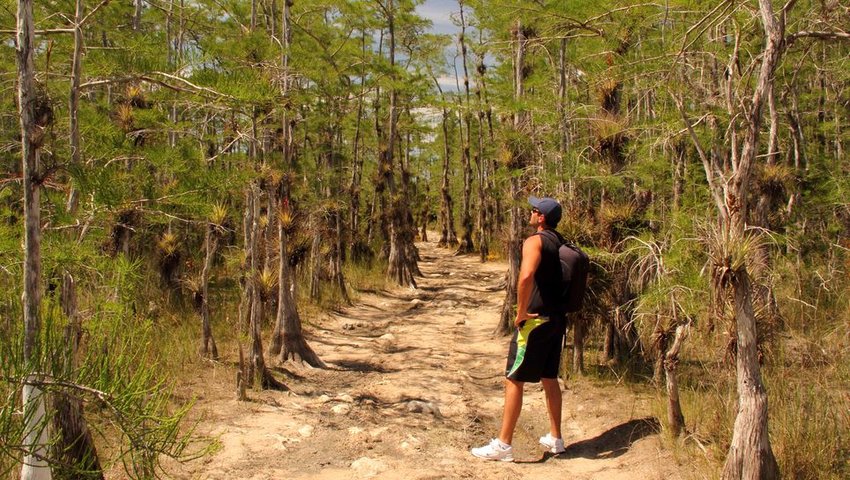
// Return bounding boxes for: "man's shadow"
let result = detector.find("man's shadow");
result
[520,417,661,464]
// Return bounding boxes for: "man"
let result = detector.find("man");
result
[471,196,568,462]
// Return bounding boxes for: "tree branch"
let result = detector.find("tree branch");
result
[672,94,727,217]
[786,30,850,45]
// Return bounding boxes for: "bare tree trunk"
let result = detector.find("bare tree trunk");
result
[323,126,349,301]
[267,0,323,367]
[652,317,667,387]
[309,215,321,300]
[433,77,458,248]
[384,0,419,287]
[245,184,287,390]
[558,37,570,158]
[455,0,474,254]
[332,202,349,302]
[665,324,689,437]
[133,0,142,31]
[250,0,258,31]
[722,271,779,479]
[348,31,368,243]
[200,223,219,359]
[238,188,253,335]
[66,0,83,215]
[271,205,325,366]
[572,317,585,375]
[18,0,51,476]
[53,274,103,479]
[672,139,686,210]
[497,20,527,335]
[474,76,488,261]
[718,1,785,476]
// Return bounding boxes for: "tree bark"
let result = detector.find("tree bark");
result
[309,216,321,300]
[558,37,570,158]
[18,0,51,476]
[572,316,585,375]
[722,271,779,479]
[455,0,474,254]
[652,317,667,387]
[133,0,142,31]
[66,0,83,215]
[383,0,419,287]
[200,223,219,359]
[497,20,527,335]
[348,31,368,244]
[434,77,458,248]
[53,274,103,479]
[665,324,689,437]
[267,0,323,367]
[245,184,287,390]
[271,205,325,367]
[718,0,785,476]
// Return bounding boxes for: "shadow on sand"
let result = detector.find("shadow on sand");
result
[518,417,661,464]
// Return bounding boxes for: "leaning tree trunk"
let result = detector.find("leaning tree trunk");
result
[18,0,52,476]
[496,20,528,336]
[53,274,103,479]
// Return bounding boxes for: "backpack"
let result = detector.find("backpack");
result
[540,229,590,313]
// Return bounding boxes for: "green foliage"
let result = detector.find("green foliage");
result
[2,0,848,476]
[0,301,201,479]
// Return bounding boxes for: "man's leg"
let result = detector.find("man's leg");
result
[498,378,524,444]
[541,377,562,439]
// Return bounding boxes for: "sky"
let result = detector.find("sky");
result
[415,0,466,91]
[416,0,460,36]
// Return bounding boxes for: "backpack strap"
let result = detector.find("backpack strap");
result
[536,228,564,248]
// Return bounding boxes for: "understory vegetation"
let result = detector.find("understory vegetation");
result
[2,0,848,478]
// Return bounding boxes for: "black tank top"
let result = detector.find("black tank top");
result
[527,229,566,319]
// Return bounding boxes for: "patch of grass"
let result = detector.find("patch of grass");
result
[767,338,850,480]
[344,259,391,295]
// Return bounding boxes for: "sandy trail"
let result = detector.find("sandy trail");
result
[175,236,687,479]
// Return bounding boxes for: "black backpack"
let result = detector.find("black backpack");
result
[540,230,589,313]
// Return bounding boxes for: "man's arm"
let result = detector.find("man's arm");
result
[515,235,542,327]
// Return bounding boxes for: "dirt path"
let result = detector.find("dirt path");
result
[176,237,688,479]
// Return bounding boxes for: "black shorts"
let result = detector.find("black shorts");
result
[505,316,564,383]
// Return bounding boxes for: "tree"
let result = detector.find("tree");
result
[497,19,530,335]
[675,1,790,476]
[454,0,475,255]
[16,0,51,477]
[378,0,420,287]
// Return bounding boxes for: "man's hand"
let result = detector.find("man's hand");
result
[514,311,539,328]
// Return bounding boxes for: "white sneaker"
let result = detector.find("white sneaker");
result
[471,438,514,462]
[539,433,565,454]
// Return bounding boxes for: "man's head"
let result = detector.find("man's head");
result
[528,196,562,228]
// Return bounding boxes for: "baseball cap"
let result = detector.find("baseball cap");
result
[528,196,562,227]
